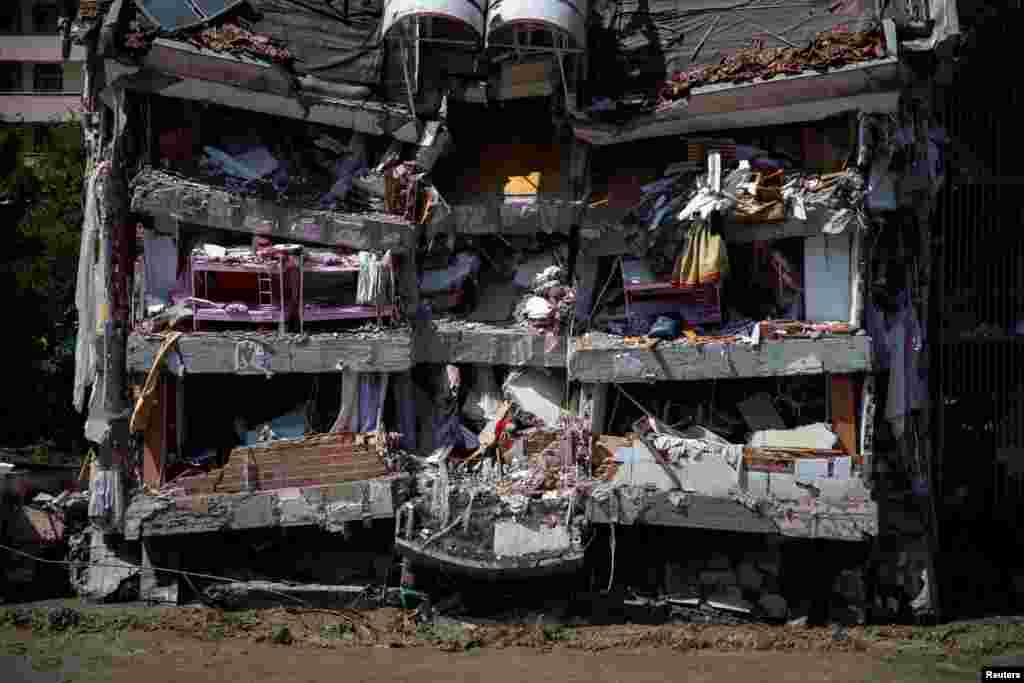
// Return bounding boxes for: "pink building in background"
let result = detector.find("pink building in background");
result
[0,0,83,134]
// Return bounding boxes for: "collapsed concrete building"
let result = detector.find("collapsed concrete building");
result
[64,0,962,624]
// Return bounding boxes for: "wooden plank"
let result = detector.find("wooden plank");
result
[569,334,873,383]
[830,374,859,456]
[142,377,165,489]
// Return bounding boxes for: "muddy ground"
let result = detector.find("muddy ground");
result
[1,603,1022,682]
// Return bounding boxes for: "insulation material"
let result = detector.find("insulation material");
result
[504,370,563,428]
[804,232,852,323]
[748,423,838,450]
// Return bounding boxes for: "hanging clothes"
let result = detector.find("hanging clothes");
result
[357,373,390,433]
[88,466,125,533]
[73,166,106,412]
[331,368,360,433]
[392,372,418,451]
[882,291,927,439]
[671,220,729,289]
[356,250,393,306]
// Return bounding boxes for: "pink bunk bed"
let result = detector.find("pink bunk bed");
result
[190,251,287,332]
[299,250,397,333]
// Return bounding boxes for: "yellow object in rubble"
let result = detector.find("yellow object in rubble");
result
[504,172,541,195]
[672,223,729,288]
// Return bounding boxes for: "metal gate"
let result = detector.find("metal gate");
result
[932,4,1024,617]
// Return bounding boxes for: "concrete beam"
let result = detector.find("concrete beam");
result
[585,490,875,541]
[572,60,902,146]
[436,198,584,239]
[131,169,419,253]
[127,330,414,375]
[586,493,779,535]
[569,334,873,383]
[107,58,428,144]
[414,321,568,368]
[579,206,849,257]
[394,538,585,580]
[123,477,399,539]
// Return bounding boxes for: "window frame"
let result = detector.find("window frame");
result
[32,63,64,92]
[31,3,61,34]
[0,62,23,92]
[0,6,21,35]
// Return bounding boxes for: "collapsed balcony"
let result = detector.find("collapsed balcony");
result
[572,112,946,382]
[125,433,406,540]
[129,94,442,252]
[413,239,574,366]
[394,423,597,578]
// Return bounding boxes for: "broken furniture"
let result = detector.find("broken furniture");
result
[621,257,722,329]
[190,248,287,333]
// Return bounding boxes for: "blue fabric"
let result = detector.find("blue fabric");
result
[648,315,680,339]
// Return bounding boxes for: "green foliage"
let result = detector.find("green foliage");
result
[205,623,226,641]
[0,120,85,448]
[542,624,575,642]
[270,624,293,645]
[320,622,354,641]
[416,621,481,651]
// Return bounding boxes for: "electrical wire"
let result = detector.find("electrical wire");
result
[0,541,345,610]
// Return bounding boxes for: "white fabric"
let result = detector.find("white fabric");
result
[524,296,553,320]
[356,251,392,305]
[73,167,103,412]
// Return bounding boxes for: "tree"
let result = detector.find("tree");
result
[0,120,86,450]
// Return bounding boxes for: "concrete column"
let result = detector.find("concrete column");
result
[578,383,609,434]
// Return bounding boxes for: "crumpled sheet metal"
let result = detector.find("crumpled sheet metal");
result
[660,26,886,103]
[187,21,293,64]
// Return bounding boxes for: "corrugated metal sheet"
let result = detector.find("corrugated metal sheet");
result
[599,0,876,78]
[248,0,385,85]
